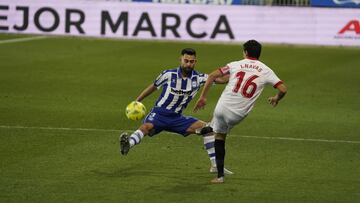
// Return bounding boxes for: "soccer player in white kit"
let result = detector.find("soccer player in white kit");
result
[194,40,287,183]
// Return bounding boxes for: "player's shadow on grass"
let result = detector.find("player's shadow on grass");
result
[149,180,211,194]
[90,163,152,178]
[92,166,212,193]
[90,163,212,186]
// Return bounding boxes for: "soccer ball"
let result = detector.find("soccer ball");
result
[125,101,146,121]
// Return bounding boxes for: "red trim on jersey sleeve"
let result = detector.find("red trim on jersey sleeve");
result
[273,80,283,88]
[218,66,230,75]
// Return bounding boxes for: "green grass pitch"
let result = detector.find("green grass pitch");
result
[0,34,359,202]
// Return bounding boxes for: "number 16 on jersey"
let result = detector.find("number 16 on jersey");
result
[232,71,259,98]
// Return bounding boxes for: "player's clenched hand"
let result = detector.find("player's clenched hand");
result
[268,96,279,107]
[194,97,207,112]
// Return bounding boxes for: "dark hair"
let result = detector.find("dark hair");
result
[181,48,196,56]
[243,40,262,59]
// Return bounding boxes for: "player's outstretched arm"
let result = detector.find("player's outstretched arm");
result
[136,84,157,102]
[268,83,287,107]
[214,74,230,84]
[194,69,223,112]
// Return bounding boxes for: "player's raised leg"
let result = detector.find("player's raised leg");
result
[120,123,154,155]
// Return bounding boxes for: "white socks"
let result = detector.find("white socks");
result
[203,134,216,167]
[129,130,144,147]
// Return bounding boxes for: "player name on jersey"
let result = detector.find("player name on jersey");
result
[240,63,263,72]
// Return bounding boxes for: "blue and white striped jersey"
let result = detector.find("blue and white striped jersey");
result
[153,67,208,114]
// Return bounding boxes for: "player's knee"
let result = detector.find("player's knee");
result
[139,123,154,136]
[215,133,226,140]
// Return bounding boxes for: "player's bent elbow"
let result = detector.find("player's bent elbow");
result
[208,74,218,83]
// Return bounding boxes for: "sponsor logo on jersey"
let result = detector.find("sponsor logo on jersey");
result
[171,88,192,95]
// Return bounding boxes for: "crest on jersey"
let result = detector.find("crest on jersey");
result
[192,81,197,88]
[148,113,156,121]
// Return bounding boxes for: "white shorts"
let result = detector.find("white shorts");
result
[210,103,246,134]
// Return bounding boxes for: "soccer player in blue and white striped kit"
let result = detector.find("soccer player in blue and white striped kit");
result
[120,48,232,174]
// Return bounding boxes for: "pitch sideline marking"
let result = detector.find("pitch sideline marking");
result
[0,36,47,44]
[239,135,360,144]
[0,125,118,132]
[0,125,359,144]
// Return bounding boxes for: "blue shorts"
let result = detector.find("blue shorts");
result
[143,107,198,137]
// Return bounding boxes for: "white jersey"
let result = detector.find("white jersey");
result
[217,58,282,116]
